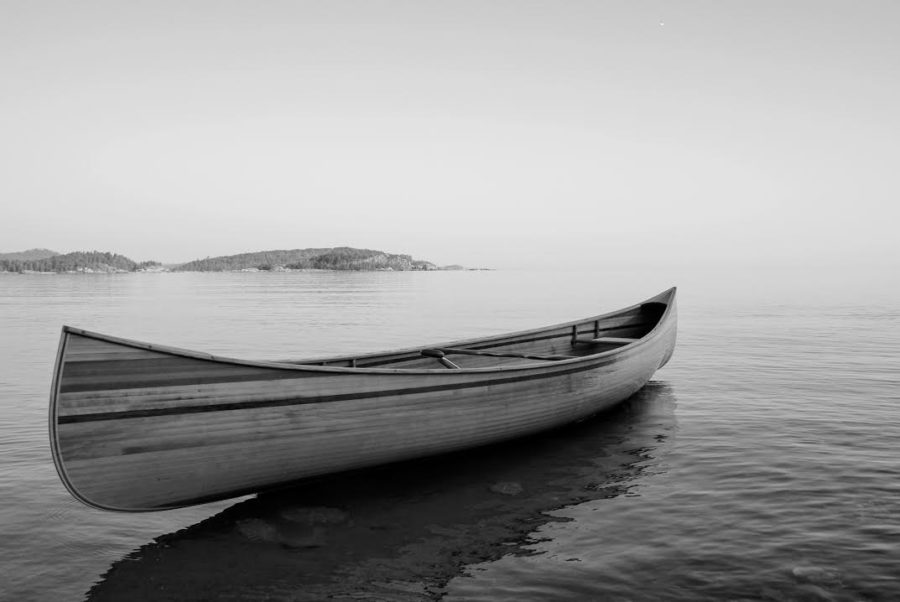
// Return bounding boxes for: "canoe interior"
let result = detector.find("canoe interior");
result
[290,300,669,370]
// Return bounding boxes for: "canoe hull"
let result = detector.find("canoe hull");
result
[50,289,677,511]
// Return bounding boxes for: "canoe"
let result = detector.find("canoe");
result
[50,287,677,512]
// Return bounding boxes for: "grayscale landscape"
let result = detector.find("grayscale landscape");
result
[1,2,898,601]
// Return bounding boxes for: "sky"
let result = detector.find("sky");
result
[1,0,898,269]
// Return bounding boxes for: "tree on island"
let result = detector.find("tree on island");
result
[0,251,161,273]
[174,247,437,272]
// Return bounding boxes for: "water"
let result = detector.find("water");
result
[1,268,898,601]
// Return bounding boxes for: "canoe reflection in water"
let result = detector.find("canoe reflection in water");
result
[86,383,677,601]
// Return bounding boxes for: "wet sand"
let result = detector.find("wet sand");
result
[86,383,676,601]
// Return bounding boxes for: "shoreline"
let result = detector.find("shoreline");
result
[0,267,491,275]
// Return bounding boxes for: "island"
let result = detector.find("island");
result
[173,247,438,272]
[0,247,475,273]
[0,251,161,274]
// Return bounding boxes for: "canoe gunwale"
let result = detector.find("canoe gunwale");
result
[56,287,677,376]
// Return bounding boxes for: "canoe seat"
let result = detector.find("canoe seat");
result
[420,349,461,369]
[573,337,639,346]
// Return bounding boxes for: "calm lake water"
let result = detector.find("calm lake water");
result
[1,268,898,601]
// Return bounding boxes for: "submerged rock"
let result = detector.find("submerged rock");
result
[791,565,842,586]
[279,506,350,525]
[489,481,524,496]
[234,518,279,543]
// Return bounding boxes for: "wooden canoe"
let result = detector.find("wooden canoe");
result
[50,287,677,512]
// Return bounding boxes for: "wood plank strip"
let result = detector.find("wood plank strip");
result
[56,353,633,423]
[57,362,647,464]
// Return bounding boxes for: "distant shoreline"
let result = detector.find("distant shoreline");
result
[0,247,488,274]
[0,267,493,275]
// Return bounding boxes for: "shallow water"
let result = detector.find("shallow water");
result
[0,268,898,601]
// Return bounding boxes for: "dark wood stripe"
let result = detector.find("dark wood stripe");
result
[59,369,314,394]
[57,353,627,424]
[62,357,265,377]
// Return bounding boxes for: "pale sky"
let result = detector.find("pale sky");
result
[1,1,898,268]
